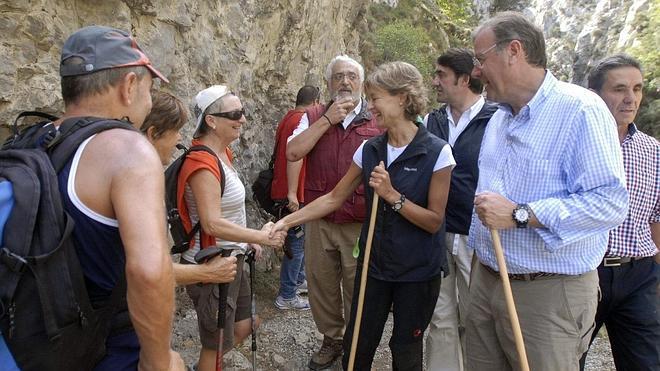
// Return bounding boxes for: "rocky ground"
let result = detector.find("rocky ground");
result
[172,267,615,371]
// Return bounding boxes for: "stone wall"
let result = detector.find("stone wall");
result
[473,0,651,85]
[0,0,371,250]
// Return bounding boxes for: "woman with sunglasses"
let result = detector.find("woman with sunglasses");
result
[140,90,239,289]
[178,85,285,371]
[271,62,455,370]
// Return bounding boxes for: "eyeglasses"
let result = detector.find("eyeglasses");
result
[331,72,359,82]
[208,109,245,121]
[472,40,513,68]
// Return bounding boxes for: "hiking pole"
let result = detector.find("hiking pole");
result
[246,247,257,370]
[490,229,530,371]
[195,246,234,371]
[347,194,379,371]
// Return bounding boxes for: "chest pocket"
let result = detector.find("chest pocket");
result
[505,158,563,202]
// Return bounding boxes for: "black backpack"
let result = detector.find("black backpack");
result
[252,131,285,218]
[252,155,276,216]
[0,112,135,371]
[165,144,225,254]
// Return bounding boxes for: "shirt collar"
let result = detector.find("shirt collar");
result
[498,70,554,121]
[444,96,485,125]
[353,98,363,115]
[622,122,638,145]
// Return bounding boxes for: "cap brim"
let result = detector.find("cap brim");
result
[146,64,169,84]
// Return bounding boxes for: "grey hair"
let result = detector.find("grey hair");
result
[325,55,365,83]
[473,11,547,69]
[61,58,150,105]
[588,53,643,92]
[195,93,235,138]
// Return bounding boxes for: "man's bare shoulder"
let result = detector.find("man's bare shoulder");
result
[85,127,162,171]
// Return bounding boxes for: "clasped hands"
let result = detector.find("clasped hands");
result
[267,161,399,242]
[260,221,286,248]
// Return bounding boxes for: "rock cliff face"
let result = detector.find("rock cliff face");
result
[0,0,653,230]
[0,0,371,240]
[473,0,651,85]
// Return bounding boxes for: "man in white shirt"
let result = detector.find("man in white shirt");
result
[286,55,383,370]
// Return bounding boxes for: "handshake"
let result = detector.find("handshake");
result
[259,221,287,247]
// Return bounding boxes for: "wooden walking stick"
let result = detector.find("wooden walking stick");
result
[347,194,379,371]
[490,229,530,371]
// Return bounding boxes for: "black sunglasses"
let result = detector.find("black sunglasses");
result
[208,109,245,121]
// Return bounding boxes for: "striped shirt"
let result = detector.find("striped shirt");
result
[607,123,659,258]
[468,72,629,275]
[182,158,248,263]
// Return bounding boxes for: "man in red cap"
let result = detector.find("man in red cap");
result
[56,25,183,371]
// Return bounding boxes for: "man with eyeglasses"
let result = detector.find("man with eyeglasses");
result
[422,48,498,371]
[466,12,628,370]
[286,55,383,370]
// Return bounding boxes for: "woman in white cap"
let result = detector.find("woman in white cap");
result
[140,90,239,288]
[177,85,285,371]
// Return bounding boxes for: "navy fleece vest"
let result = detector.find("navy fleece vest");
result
[426,102,497,235]
[359,125,448,281]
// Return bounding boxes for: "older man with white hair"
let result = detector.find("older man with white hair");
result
[287,55,383,370]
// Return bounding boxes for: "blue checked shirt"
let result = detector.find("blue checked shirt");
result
[469,72,629,275]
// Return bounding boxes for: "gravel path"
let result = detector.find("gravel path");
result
[172,269,615,370]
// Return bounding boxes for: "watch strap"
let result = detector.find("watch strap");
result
[392,194,406,212]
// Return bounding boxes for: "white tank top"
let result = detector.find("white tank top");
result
[182,158,247,263]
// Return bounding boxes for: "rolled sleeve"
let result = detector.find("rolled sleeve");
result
[530,103,629,251]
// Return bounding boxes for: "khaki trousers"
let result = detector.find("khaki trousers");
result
[466,262,598,371]
[304,219,361,340]
[426,233,473,371]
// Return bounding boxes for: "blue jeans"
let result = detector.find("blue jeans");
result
[278,226,306,299]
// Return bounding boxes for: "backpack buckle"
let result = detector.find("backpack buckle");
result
[0,248,28,273]
[37,126,62,149]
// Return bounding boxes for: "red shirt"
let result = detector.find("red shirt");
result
[270,109,306,202]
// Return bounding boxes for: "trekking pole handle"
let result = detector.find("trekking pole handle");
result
[216,248,233,328]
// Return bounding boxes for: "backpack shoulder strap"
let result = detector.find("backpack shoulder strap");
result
[49,117,137,173]
[179,145,226,250]
[188,145,226,197]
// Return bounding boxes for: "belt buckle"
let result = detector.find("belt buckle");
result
[603,257,621,267]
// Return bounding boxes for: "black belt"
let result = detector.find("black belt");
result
[601,256,650,267]
[481,263,561,281]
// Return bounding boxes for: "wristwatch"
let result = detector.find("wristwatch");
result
[391,194,406,213]
[512,204,531,228]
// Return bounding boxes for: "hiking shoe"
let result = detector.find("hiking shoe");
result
[309,336,343,370]
[296,280,308,295]
[274,294,310,310]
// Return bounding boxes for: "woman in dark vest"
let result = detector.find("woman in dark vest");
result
[271,61,455,370]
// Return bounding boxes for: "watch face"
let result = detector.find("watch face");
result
[393,202,402,211]
[515,208,529,222]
